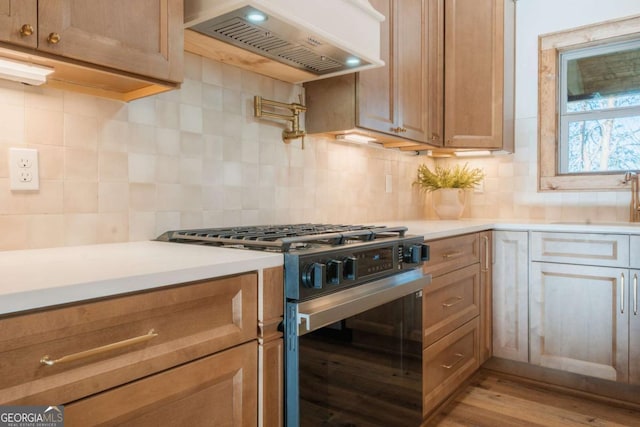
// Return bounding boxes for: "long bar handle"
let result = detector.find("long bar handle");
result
[441,353,465,369]
[40,329,158,366]
[482,235,490,272]
[442,251,463,259]
[442,296,463,308]
[634,273,638,316]
[621,273,625,315]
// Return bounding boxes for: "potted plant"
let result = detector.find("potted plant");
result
[413,163,485,219]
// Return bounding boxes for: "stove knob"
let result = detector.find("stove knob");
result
[405,244,429,264]
[327,260,343,285]
[302,262,326,289]
[343,256,357,280]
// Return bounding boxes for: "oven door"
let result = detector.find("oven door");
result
[285,268,431,426]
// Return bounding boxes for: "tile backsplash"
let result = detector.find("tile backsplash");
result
[0,53,428,250]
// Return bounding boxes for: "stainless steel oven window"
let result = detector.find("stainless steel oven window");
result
[285,269,429,426]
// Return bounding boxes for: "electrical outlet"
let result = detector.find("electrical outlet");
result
[9,147,39,191]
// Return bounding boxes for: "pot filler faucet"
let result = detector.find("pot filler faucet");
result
[624,171,640,222]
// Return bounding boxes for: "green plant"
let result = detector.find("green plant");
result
[413,163,485,191]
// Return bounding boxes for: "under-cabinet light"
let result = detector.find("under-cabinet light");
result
[0,58,53,86]
[336,134,376,144]
[453,150,492,158]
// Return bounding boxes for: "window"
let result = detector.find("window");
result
[538,15,640,191]
[558,39,640,174]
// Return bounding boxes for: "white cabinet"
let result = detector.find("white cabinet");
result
[530,232,640,384]
[492,230,528,363]
[529,262,628,381]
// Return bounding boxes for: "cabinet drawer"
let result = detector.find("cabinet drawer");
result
[531,232,629,267]
[65,341,257,427]
[423,318,479,416]
[423,264,480,347]
[423,233,479,278]
[0,273,258,405]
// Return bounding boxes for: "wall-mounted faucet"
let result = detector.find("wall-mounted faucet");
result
[624,171,640,222]
[253,95,307,147]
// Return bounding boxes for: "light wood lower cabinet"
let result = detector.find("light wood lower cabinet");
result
[479,231,493,363]
[423,317,479,416]
[492,230,529,363]
[0,266,284,426]
[529,262,628,382]
[65,341,257,427]
[529,232,640,385]
[422,232,489,418]
[630,269,640,385]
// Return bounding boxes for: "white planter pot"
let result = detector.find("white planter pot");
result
[432,188,466,219]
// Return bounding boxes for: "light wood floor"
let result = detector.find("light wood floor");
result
[427,370,640,427]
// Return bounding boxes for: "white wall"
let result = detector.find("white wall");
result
[453,0,640,221]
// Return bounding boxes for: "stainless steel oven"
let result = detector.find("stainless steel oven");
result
[286,268,428,426]
[157,224,430,427]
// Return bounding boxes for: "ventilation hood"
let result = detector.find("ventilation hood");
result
[184,0,385,83]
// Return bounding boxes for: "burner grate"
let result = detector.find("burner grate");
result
[157,224,407,252]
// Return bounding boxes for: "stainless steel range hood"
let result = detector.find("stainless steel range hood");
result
[184,0,385,83]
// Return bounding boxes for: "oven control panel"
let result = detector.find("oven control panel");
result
[286,236,429,301]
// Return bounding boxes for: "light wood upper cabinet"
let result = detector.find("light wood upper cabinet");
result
[0,0,182,101]
[359,0,436,142]
[37,0,182,82]
[357,0,396,135]
[442,0,505,149]
[0,0,37,48]
[304,0,513,152]
[305,0,438,144]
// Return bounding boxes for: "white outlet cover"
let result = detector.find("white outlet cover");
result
[9,147,39,191]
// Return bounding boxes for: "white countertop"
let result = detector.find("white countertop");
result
[389,219,640,240]
[0,241,282,316]
[3,219,640,317]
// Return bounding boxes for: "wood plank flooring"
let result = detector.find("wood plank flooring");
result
[427,370,640,427]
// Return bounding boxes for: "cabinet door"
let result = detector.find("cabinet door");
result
[630,269,640,385]
[529,262,629,382]
[492,230,528,362]
[38,0,182,82]
[0,0,37,48]
[65,341,257,427]
[396,0,433,142]
[357,0,396,134]
[479,231,493,363]
[443,0,503,149]
[359,0,435,143]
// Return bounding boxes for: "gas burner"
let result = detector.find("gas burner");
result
[157,223,407,252]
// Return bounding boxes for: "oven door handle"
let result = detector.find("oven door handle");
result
[295,268,431,336]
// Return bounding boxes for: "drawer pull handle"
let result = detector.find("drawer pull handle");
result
[441,353,465,369]
[621,273,625,314]
[634,273,638,316]
[40,329,158,366]
[442,251,463,259]
[482,235,490,272]
[442,296,463,308]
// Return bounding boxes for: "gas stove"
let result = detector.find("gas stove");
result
[158,223,429,301]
